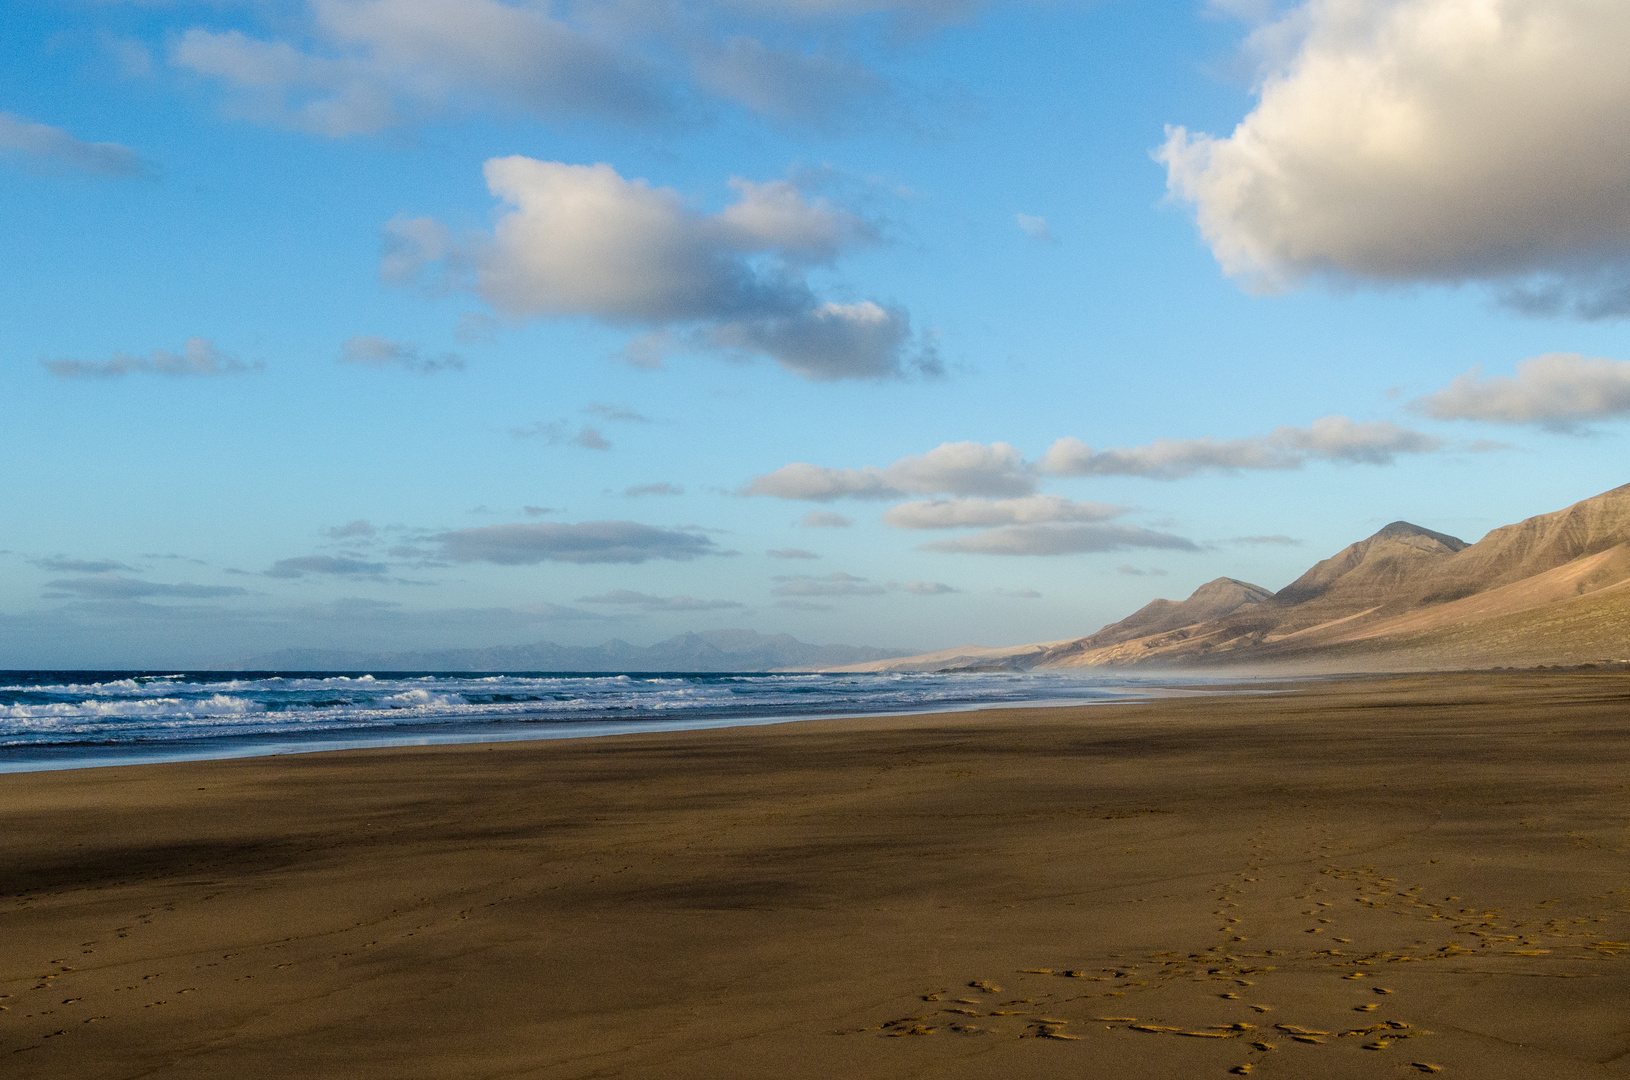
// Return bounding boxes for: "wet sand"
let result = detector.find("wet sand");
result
[4,672,1630,1079]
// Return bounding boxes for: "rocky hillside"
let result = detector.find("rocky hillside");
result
[1034,483,1630,672]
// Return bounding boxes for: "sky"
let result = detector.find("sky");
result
[4,0,1630,668]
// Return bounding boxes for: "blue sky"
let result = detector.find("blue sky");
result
[4,0,1629,667]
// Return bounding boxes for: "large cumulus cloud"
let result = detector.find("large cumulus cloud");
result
[1161,0,1630,315]
[388,158,928,380]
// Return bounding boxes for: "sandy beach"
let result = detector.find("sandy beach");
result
[4,672,1629,1079]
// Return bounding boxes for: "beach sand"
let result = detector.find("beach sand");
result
[4,672,1629,1078]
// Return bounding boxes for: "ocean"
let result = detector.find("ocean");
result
[0,669,1182,772]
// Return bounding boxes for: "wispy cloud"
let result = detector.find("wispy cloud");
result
[919,523,1199,556]
[1015,213,1053,242]
[45,575,248,599]
[325,520,377,539]
[587,403,651,423]
[767,548,819,559]
[32,557,135,573]
[625,482,684,497]
[1413,353,1630,432]
[512,420,612,450]
[771,571,885,597]
[881,495,1122,529]
[747,441,1033,500]
[1038,417,1441,479]
[0,112,147,177]
[266,555,388,578]
[576,589,744,611]
[752,417,1442,502]
[437,521,720,564]
[340,335,464,374]
[1115,564,1168,576]
[799,510,853,527]
[43,338,258,379]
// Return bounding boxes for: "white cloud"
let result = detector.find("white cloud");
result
[1161,0,1630,314]
[881,494,1123,529]
[1038,416,1441,479]
[747,441,1033,500]
[42,338,258,379]
[437,521,719,564]
[771,571,885,596]
[0,112,147,177]
[919,523,1200,556]
[1015,213,1053,242]
[995,587,1041,598]
[388,158,925,380]
[767,547,820,558]
[1413,352,1630,431]
[340,335,464,373]
[577,589,745,611]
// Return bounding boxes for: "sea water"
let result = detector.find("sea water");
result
[0,669,1183,772]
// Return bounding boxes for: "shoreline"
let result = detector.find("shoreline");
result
[0,679,1220,776]
[5,671,1628,1078]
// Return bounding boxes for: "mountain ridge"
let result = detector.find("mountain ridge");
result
[844,484,1630,675]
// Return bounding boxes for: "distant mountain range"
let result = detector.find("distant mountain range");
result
[233,629,913,673]
[839,482,1630,674]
